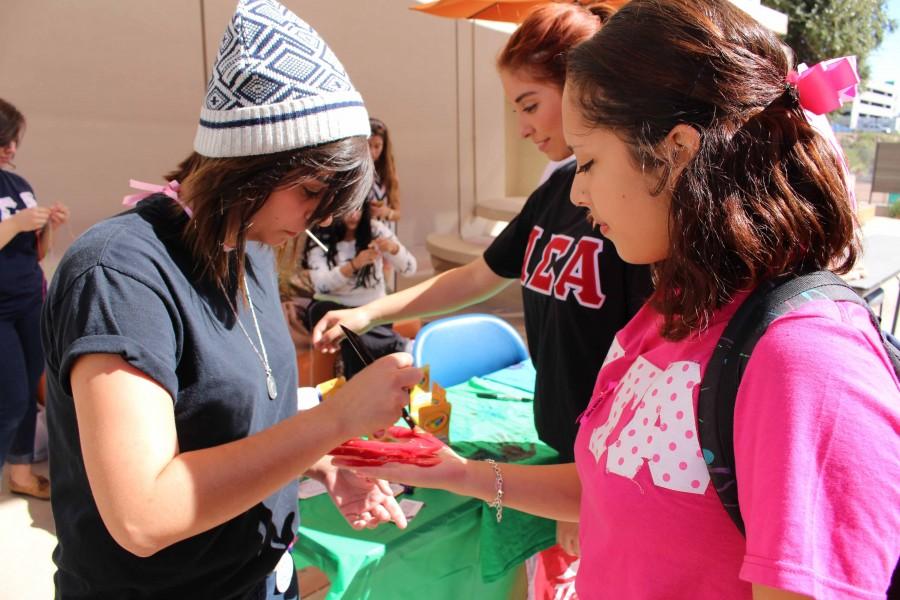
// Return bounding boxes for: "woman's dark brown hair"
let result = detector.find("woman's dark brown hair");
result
[567,0,857,340]
[369,118,400,211]
[0,98,26,149]
[165,136,372,301]
[496,2,618,88]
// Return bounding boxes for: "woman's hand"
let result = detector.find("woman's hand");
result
[556,520,580,556]
[48,202,70,228]
[343,248,380,279]
[313,457,407,530]
[326,352,423,436]
[312,307,373,353]
[12,206,51,232]
[372,238,399,255]
[353,248,379,268]
[335,445,469,494]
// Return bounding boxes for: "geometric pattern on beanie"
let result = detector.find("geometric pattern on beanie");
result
[194,0,369,157]
[204,0,356,111]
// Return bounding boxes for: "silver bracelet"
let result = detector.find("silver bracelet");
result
[486,459,504,523]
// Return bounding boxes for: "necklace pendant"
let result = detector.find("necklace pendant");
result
[266,372,278,400]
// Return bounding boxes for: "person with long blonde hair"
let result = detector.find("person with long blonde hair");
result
[367,117,401,223]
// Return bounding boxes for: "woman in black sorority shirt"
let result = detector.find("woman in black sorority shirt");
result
[312,2,652,556]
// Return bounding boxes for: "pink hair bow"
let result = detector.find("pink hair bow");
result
[787,56,859,115]
[122,179,192,217]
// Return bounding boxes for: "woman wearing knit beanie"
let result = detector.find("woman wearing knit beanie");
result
[41,2,418,598]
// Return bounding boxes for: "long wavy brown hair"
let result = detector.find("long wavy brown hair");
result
[496,2,617,88]
[567,0,857,340]
[165,136,372,302]
[369,118,400,211]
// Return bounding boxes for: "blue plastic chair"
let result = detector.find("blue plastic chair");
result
[412,313,529,387]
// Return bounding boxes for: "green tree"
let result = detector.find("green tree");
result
[764,0,896,81]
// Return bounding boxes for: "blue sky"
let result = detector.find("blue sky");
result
[868,0,900,83]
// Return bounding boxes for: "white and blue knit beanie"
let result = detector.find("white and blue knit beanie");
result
[194,0,370,158]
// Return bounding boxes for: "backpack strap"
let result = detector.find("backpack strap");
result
[698,270,900,535]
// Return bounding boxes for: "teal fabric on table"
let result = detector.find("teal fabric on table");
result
[293,488,498,599]
[478,358,536,394]
[292,360,558,598]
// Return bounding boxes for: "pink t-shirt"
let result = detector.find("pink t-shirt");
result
[574,296,899,599]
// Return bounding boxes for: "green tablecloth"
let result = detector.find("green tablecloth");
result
[292,360,558,599]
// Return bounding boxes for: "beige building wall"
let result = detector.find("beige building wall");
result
[0,1,205,272]
[1,0,521,273]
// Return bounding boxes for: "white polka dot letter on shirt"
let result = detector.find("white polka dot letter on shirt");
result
[589,357,710,495]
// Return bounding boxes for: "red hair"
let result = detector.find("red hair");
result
[496,2,616,88]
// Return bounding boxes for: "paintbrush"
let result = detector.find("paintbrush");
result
[340,325,417,430]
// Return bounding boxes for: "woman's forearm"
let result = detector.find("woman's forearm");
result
[70,353,379,557]
[36,225,50,260]
[349,453,580,523]
[142,401,350,551]
[364,257,512,326]
[307,247,354,291]
[455,461,581,523]
[339,260,355,279]
[98,405,351,556]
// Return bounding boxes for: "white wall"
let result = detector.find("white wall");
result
[1,0,514,270]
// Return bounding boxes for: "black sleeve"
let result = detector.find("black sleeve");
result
[483,187,543,279]
[49,265,181,400]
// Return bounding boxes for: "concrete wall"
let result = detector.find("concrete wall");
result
[1,0,517,272]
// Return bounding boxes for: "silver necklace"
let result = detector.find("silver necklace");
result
[228,278,278,400]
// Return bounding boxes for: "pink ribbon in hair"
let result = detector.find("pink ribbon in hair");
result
[122,179,192,217]
[787,56,859,115]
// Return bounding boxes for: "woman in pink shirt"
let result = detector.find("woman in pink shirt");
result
[351,1,900,598]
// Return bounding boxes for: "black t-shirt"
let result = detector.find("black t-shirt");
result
[0,169,43,317]
[484,163,652,461]
[42,197,299,600]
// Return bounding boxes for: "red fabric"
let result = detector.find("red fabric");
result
[330,426,443,466]
[531,545,579,600]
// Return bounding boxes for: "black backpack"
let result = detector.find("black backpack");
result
[697,270,900,595]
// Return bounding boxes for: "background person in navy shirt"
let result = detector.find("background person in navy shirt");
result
[0,97,68,500]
